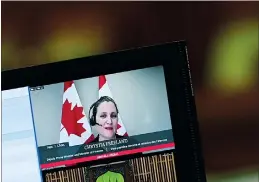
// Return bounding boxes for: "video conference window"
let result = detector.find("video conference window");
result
[2,88,43,182]
[29,66,175,169]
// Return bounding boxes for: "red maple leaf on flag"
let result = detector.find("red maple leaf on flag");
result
[61,99,86,137]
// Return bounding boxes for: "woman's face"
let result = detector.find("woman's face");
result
[95,101,118,140]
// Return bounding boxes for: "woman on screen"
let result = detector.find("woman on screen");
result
[88,96,124,142]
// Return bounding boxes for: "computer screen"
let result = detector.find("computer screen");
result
[2,42,206,182]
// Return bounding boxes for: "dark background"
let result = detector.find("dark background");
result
[2,2,259,181]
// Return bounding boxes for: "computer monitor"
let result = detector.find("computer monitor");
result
[2,42,207,182]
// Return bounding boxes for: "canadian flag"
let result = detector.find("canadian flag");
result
[59,81,95,146]
[99,75,128,137]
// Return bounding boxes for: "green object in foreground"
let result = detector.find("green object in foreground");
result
[206,19,258,94]
[96,171,125,182]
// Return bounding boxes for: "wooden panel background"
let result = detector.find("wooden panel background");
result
[45,152,177,182]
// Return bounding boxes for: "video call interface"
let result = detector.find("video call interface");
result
[2,66,177,182]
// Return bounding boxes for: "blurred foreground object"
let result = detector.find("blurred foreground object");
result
[205,19,258,94]
[198,18,259,176]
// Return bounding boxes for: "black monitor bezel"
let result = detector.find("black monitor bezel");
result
[2,41,207,182]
